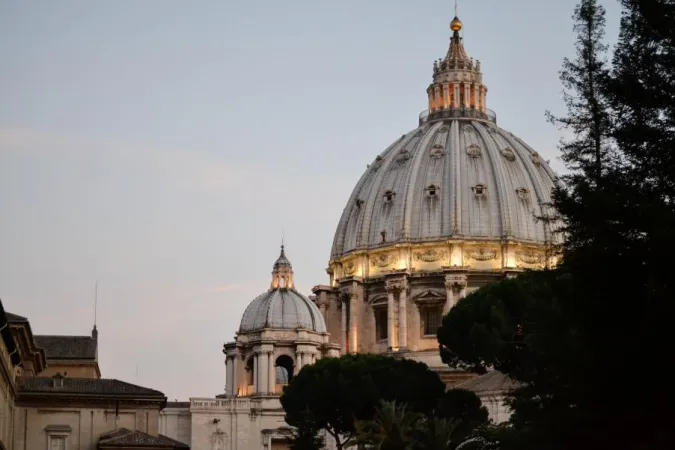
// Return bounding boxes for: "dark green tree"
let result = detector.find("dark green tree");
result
[435,389,489,441]
[438,0,675,448]
[284,408,325,450]
[280,354,445,450]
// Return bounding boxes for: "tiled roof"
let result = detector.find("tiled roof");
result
[34,335,97,360]
[99,428,189,448]
[457,370,522,395]
[18,377,165,397]
[6,312,28,322]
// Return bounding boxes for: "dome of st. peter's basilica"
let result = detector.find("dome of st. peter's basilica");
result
[311,15,559,380]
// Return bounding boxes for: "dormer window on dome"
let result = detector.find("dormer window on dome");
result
[384,191,396,203]
[472,184,487,197]
[425,185,440,198]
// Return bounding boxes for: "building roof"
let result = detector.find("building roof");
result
[98,428,189,449]
[457,370,522,395]
[34,335,97,360]
[239,288,327,333]
[18,377,165,397]
[5,312,28,323]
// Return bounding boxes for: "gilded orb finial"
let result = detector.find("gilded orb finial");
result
[450,16,463,32]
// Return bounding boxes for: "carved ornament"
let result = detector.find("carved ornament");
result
[343,261,357,275]
[414,248,447,263]
[466,144,482,158]
[501,148,516,161]
[530,152,541,166]
[385,279,407,292]
[467,248,497,261]
[516,187,530,200]
[371,155,384,171]
[396,149,411,165]
[413,289,446,304]
[444,274,468,289]
[430,144,445,159]
[371,253,397,268]
[517,252,543,265]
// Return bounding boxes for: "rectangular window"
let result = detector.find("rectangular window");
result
[423,308,442,336]
[50,437,66,450]
[375,308,388,342]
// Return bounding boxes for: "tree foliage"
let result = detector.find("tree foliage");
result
[280,354,445,450]
[438,1,675,448]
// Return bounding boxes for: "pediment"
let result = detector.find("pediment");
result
[413,289,446,304]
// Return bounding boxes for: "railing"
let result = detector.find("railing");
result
[418,108,497,126]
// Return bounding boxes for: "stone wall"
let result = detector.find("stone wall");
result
[12,406,159,450]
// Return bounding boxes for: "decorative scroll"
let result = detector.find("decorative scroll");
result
[466,144,482,158]
[467,248,497,261]
[414,248,447,263]
[517,252,543,264]
[501,147,516,161]
[371,155,384,171]
[396,149,411,165]
[343,261,357,275]
[515,187,530,200]
[371,253,397,268]
[430,144,445,159]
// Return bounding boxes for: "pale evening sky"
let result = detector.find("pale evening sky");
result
[0,0,621,400]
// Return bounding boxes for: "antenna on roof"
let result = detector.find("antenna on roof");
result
[281,227,285,247]
[455,0,458,16]
[92,282,99,339]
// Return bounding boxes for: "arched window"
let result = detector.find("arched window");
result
[371,298,388,343]
[275,355,294,387]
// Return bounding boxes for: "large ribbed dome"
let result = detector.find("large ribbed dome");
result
[331,118,557,259]
[330,13,558,263]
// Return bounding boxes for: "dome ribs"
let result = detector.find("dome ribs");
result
[402,121,445,241]
[475,122,514,240]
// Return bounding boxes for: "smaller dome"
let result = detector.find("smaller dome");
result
[239,289,327,333]
[239,245,327,333]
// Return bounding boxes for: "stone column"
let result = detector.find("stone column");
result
[386,289,396,349]
[453,83,460,108]
[268,351,275,394]
[259,350,268,395]
[443,279,455,315]
[464,84,471,108]
[398,287,408,350]
[443,84,450,110]
[340,301,347,352]
[434,86,441,110]
[297,351,304,371]
[474,84,480,110]
[349,292,358,353]
[226,356,233,397]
